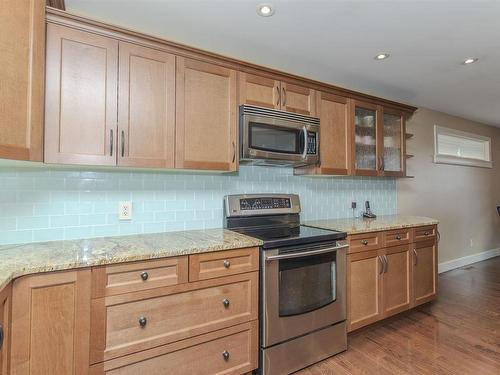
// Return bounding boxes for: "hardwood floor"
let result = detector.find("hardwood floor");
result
[297,256,500,375]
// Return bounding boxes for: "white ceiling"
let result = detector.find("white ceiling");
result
[65,0,500,127]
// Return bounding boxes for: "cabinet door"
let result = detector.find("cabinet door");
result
[0,0,44,161]
[352,100,380,176]
[0,285,11,375]
[412,240,438,306]
[176,58,237,171]
[347,250,384,332]
[10,271,91,375]
[45,24,118,166]
[238,72,280,110]
[381,108,405,177]
[118,42,175,168]
[298,92,350,176]
[383,245,411,317]
[281,82,316,116]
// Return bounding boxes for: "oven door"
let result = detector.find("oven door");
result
[261,241,347,347]
[241,113,318,165]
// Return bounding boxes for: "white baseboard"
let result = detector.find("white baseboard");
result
[438,247,500,274]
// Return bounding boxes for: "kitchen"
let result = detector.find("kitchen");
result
[0,1,499,374]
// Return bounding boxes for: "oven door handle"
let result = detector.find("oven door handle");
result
[265,243,349,261]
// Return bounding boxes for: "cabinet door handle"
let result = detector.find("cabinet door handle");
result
[378,256,384,275]
[413,249,418,266]
[222,298,230,308]
[276,86,281,106]
[282,87,286,106]
[140,271,149,281]
[0,323,4,350]
[383,255,388,273]
[110,129,114,156]
[223,260,231,268]
[232,142,236,163]
[138,316,147,327]
[437,230,441,243]
[121,130,125,157]
[222,350,230,361]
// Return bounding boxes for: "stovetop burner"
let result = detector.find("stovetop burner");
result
[224,194,347,249]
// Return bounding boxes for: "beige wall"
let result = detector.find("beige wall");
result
[398,108,500,264]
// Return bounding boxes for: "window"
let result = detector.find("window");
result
[434,125,492,168]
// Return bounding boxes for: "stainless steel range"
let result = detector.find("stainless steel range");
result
[224,194,348,375]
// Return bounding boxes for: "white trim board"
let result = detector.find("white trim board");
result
[438,248,500,274]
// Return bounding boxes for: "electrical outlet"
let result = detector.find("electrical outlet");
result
[119,201,132,220]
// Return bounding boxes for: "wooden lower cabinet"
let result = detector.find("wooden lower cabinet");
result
[383,245,411,317]
[0,285,11,375]
[348,226,438,332]
[412,239,438,306]
[9,270,91,375]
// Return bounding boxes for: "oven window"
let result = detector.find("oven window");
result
[249,122,302,154]
[279,251,336,317]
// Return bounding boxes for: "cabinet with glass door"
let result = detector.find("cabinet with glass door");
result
[352,101,406,177]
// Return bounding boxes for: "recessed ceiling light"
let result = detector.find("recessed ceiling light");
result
[374,53,390,61]
[462,57,478,65]
[257,3,274,17]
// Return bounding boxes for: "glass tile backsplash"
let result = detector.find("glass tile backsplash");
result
[0,165,396,245]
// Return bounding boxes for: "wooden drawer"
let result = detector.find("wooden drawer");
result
[92,256,188,298]
[90,321,258,375]
[90,272,258,363]
[413,225,437,242]
[189,247,259,282]
[383,228,411,247]
[348,232,382,253]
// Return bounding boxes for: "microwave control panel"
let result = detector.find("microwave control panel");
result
[240,197,291,211]
[306,131,317,155]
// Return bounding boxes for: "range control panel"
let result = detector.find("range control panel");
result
[240,197,291,211]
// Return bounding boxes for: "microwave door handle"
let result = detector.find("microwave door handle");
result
[265,244,349,261]
[301,126,308,158]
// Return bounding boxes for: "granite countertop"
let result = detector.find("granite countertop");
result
[0,229,262,291]
[304,215,439,235]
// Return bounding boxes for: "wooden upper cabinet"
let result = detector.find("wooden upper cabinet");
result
[281,82,316,116]
[238,72,280,109]
[10,270,91,375]
[176,57,237,171]
[351,100,381,176]
[295,92,350,176]
[412,239,438,307]
[380,108,406,177]
[118,42,176,168]
[238,73,315,115]
[0,0,44,161]
[44,24,118,166]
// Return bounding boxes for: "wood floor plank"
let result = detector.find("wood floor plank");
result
[296,256,500,375]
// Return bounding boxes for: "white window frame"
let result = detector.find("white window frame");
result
[434,125,492,168]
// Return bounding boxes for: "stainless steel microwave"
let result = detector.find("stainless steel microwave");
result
[239,105,320,167]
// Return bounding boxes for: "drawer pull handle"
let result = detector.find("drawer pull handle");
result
[424,231,430,236]
[222,350,230,361]
[361,240,369,246]
[222,298,230,308]
[140,271,149,281]
[396,235,402,240]
[223,260,231,268]
[138,316,147,327]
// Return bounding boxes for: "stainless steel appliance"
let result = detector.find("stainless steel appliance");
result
[239,105,320,167]
[224,194,348,375]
